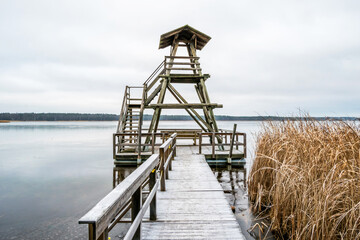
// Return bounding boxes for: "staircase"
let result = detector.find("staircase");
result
[116,86,144,152]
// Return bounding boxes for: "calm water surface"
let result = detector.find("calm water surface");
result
[0,121,261,239]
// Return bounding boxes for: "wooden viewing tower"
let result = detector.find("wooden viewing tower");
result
[114,25,245,164]
[80,26,247,240]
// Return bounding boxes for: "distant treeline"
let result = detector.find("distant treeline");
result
[0,113,358,121]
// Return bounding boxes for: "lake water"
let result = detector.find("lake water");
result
[0,121,262,240]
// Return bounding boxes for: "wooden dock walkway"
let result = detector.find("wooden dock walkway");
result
[80,135,245,240]
[142,147,245,239]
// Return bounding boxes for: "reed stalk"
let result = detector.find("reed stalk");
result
[248,118,360,239]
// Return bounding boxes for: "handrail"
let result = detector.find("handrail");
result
[143,61,165,86]
[116,86,129,133]
[198,132,247,159]
[165,56,200,59]
[79,154,160,240]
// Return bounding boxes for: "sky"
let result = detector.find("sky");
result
[0,0,359,117]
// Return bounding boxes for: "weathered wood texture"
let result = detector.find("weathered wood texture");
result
[141,152,245,240]
[79,154,160,239]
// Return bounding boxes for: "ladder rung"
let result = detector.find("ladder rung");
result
[129,98,142,100]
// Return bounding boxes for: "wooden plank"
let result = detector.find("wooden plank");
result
[141,153,245,240]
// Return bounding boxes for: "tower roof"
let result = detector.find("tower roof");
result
[159,25,211,50]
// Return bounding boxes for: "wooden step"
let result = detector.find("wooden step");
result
[128,104,141,108]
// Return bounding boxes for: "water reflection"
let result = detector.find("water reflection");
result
[0,121,261,239]
[113,167,135,188]
[212,167,274,239]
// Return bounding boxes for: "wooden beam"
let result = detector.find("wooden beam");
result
[145,84,162,105]
[167,85,207,131]
[167,83,213,131]
[146,103,222,109]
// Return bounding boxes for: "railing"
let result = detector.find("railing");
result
[113,132,171,159]
[116,86,130,133]
[80,133,177,240]
[159,129,202,145]
[79,154,159,240]
[164,56,201,74]
[198,132,247,159]
[114,129,247,161]
[143,61,165,93]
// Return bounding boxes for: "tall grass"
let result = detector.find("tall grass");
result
[248,118,360,239]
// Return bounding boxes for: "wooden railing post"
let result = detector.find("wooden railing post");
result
[89,224,95,240]
[212,132,215,159]
[131,186,142,240]
[112,133,116,159]
[149,170,157,220]
[199,132,202,154]
[160,147,166,191]
[165,147,169,179]
[236,134,239,150]
[229,124,237,159]
[244,133,247,158]
[151,132,155,154]
[97,227,108,240]
[169,144,173,171]
[137,132,141,165]
[174,137,177,157]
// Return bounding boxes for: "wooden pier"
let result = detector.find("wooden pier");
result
[79,134,245,239]
[79,25,247,239]
[141,147,245,239]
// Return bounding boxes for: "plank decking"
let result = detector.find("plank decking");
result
[142,148,245,239]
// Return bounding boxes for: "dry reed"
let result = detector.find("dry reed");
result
[248,118,360,239]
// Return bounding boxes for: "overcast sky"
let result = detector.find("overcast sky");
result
[0,0,359,116]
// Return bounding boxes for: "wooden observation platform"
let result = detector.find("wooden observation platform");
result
[113,25,247,166]
[79,26,247,240]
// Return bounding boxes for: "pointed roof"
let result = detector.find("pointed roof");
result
[159,25,211,50]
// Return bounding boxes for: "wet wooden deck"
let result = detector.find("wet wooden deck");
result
[141,147,245,239]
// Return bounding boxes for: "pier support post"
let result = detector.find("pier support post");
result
[149,170,157,220]
[160,148,166,191]
[131,186,142,240]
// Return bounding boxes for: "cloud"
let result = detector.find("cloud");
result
[0,0,359,116]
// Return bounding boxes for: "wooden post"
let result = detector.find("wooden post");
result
[112,133,116,159]
[165,148,169,180]
[129,108,133,143]
[244,133,247,158]
[212,132,215,159]
[131,186,142,240]
[112,168,116,188]
[174,137,177,157]
[149,169,157,220]
[97,228,108,240]
[199,132,202,154]
[228,124,237,160]
[151,132,155,154]
[236,134,239,150]
[160,147,166,191]
[169,144,173,171]
[137,132,141,164]
[89,223,95,240]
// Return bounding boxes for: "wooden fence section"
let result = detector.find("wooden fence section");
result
[80,134,177,240]
[114,129,246,163]
[198,132,247,159]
